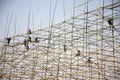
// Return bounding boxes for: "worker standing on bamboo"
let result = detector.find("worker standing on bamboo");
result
[75,50,81,56]
[6,38,11,45]
[27,28,32,34]
[63,44,66,52]
[27,36,32,42]
[35,37,39,43]
[88,57,91,63]
[107,18,114,30]
[23,39,29,51]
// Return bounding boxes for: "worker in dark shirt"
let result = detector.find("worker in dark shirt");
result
[75,50,81,56]
[64,44,66,52]
[27,28,32,34]
[6,38,11,45]
[35,37,39,43]
[107,18,114,30]
[28,36,32,42]
[24,39,29,51]
[88,57,91,63]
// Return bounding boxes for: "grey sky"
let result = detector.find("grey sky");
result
[0,0,116,39]
[0,0,74,39]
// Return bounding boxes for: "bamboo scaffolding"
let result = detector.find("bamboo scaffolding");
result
[0,0,120,80]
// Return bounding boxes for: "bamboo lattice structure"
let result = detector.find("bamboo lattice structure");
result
[0,0,120,80]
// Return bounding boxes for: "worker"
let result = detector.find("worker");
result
[64,44,66,52]
[35,37,39,43]
[27,28,32,34]
[5,37,11,45]
[107,18,114,30]
[26,43,29,51]
[75,50,81,56]
[23,39,29,51]
[24,39,27,46]
[27,36,32,42]
[88,57,91,63]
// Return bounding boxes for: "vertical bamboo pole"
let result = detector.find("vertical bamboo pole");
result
[111,0,116,79]
[56,25,61,79]
[2,11,9,79]
[27,3,31,29]
[63,0,67,79]
[69,0,75,79]
[96,2,100,79]
[31,12,35,80]
[83,0,86,79]
[9,15,17,79]
[100,0,104,79]
[44,0,52,78]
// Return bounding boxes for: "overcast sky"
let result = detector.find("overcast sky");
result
[0,0,115,39]
[0,0,75,39]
